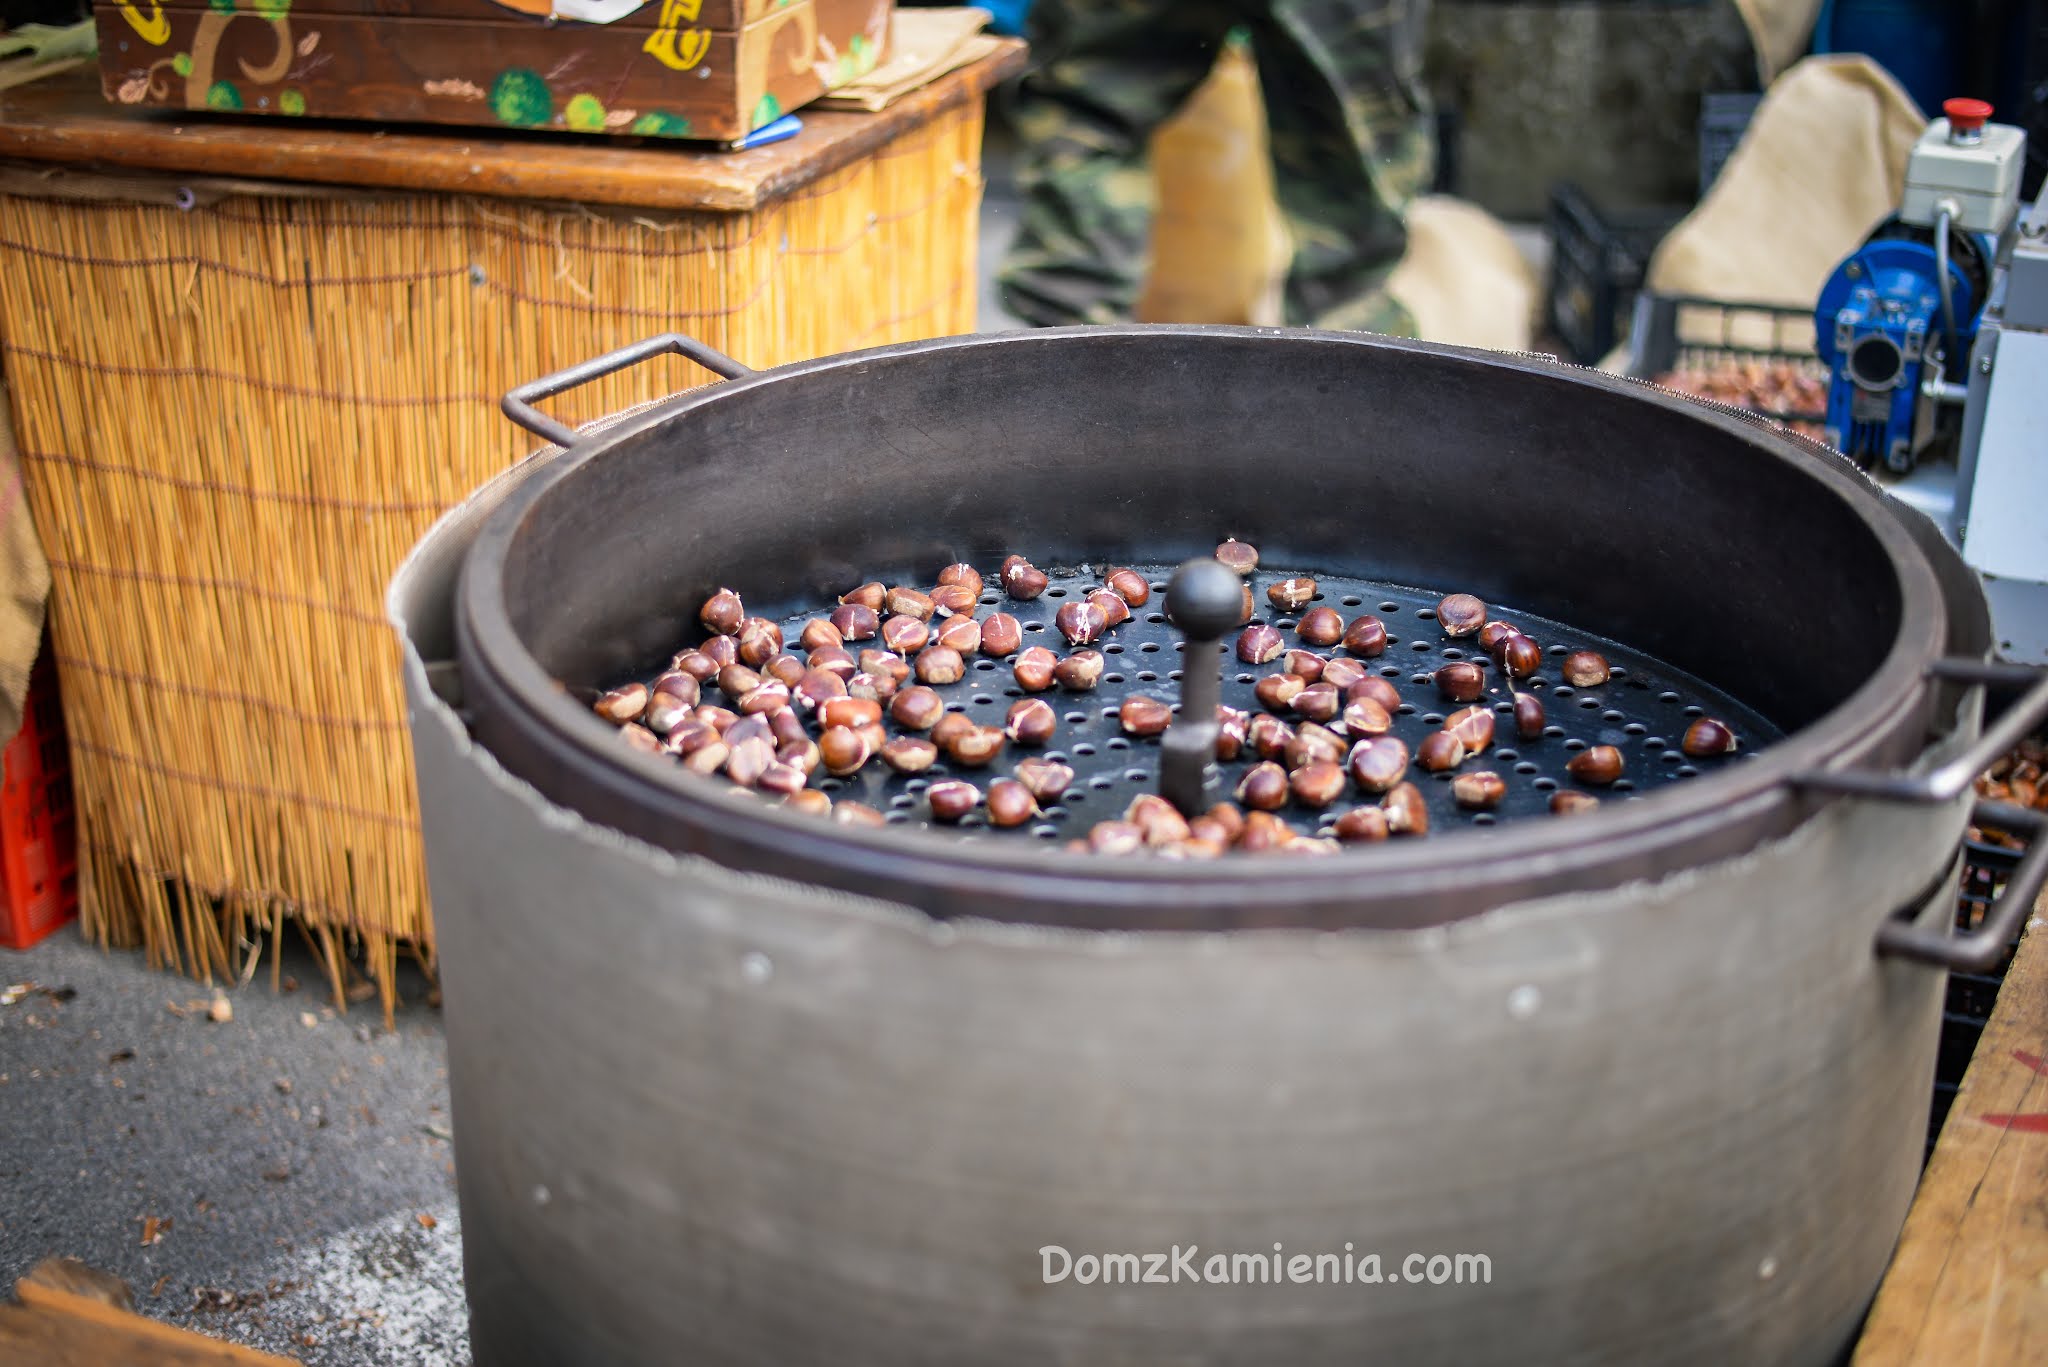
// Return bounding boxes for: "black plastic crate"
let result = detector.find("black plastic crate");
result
[1625,292,1829,427]
[1544,183,1684,366]
[1928,838,2028,1160]
[1698,91,1761,198]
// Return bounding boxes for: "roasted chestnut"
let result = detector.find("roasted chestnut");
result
[1332,806,1390,842]
[595,683,649,724]
[934,615,983,655]
[699,587,745,636]
[818,725,871,777]
[1347,675,1402,712]
[1566,745,1624,786]
[1268,577,1318,612]
[1296,607,1344,647]
[1014,758,1075,804]
[1682,718,1739,757]
[839,582,886,612]
[1416,731,1468,772]
[880,736,939,774]
[1283,649,1328,683]
[1291,682,1342,723]
[1381,782,1430,835]
[1106,568,1152,607]
[1560,651,1610,687]
[885,586,935,621]
[1054,650,1105,691]
[1000,555,1049,600]
[1290,762,1347,808]
[1347,736,1410,793]
[927,780,982,822]
[1237,624,1286,665]
[1056,601,1108,646]
[986,778,1040,829]
[1550,791,1601,816]
[1119,695,1174,738]
[1006,698,1058,746]
[1214,539,1259,576]
[914,646,966,686]
[1256,673,1308,712]
[980,613,1024,658]
[1444,704,1495,753]
[1434,593,1486,638]
[736,618,783,667]
[1014,645,1058,692]
[1435,661,1485,703]
[1341,615,1388,656]
[1452,771,1507,810]
[936,562,984,598]
[1493,633,1542,679]
[828,603,879,642]
[1236,761,1291,811]
[880,615,930,655]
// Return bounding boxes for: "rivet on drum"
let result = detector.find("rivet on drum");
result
[1757,1256,1779,1281]
[1506,985,1541,1020]
[741,951,773,985]
[532,1185,552,1207]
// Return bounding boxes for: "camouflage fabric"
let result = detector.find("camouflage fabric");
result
[997,0,1435,334]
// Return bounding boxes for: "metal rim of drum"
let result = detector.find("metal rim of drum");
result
[455,326,1953,933]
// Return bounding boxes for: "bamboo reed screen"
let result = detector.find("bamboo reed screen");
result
[0,100,985,1021]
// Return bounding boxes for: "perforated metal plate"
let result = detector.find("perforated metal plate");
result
[738,564,1781,842]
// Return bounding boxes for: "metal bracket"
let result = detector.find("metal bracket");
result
[501,333,754,449]
[1876,803,2046,971]
[1792,657,2048,803]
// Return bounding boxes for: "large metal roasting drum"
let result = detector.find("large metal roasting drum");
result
[394,327,2048,1366]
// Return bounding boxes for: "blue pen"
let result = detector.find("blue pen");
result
[727,114,803,151]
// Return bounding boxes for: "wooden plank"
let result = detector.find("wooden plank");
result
[0,39,1024,212]
[1853,910,2048,1365]
[0,1258,301,1365]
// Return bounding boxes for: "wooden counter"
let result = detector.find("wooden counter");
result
[1855,909,2048,1364]
[0,48,1022,211]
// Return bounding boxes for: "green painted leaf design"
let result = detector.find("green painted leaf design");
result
[489,68,553,128]
[750,93,782,133]
[564,92,607,132]
[206,81,242,112]
[279,88,306,116]
[628,111,691,138]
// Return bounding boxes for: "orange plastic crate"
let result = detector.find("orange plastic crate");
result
[0,641,77,950]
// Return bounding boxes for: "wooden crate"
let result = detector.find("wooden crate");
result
[93,0,892,142]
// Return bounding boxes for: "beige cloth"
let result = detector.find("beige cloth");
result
[0,384,51,750]
[1734,0,1826,85]
[1142,45,1536,350]
[1644,54,1925,315]
[815,7,999,113]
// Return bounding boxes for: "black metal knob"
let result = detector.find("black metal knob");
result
[1159,557,1237,815]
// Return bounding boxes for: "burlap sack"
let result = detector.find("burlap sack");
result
[1735,0,1826,84]
[1141,45,1536,350]
[1643,54,1925,312]
[0,384,51,750]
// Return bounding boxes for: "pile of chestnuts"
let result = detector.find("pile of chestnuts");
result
[588,539,1743,857]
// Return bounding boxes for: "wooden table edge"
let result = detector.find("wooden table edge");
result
[0,40,1025,214]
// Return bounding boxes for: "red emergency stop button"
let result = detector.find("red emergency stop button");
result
[1943,98,1993,133]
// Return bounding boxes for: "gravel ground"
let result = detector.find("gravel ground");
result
[0,928,468,1365]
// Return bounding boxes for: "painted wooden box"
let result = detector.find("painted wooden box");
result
[94,0,892,142]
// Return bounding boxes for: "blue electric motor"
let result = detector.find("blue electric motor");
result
[1814,218,1994,471]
